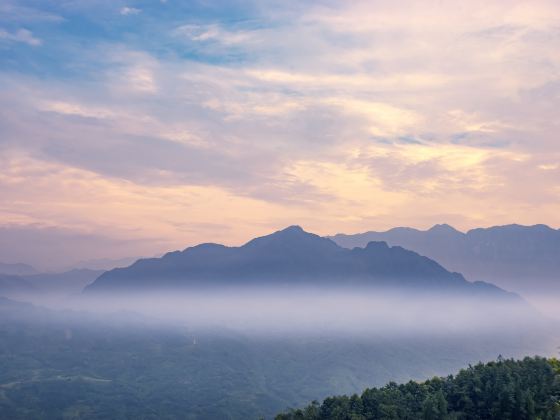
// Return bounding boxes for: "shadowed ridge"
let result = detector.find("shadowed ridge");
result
[0,274,37,296]
[331,224,464,241]
[427,223,463,235]
[350,241,470,289]
[180,243,229,253]
[466,223,556,235]
[0,262,38,276]
[85,225,517,299]
[242,225,340,255]
[329,223,560,297]
[330,226,420,241]
[363,241,389,251]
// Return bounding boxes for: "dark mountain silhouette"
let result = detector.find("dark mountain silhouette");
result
[330,224,560,294]
[0,262,38,276]
[85,226,514,298]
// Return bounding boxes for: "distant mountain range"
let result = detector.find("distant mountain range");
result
[330,224,560,294]
[0,269,103,299]
[70,256,143,272]
[0,262,37,276]
[85,226,512,299]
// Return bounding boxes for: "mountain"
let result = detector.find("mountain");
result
[0,262,37,276]
[0,274,37,297]
[24,269,104,295]
[329,224,560,295]
[70,256,142,271]
[0,269,103,300]
[85,226,512,298]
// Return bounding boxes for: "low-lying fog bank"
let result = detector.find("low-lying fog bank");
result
[5,286,552,336]
[1,290,558,420]
[513,293,560,321]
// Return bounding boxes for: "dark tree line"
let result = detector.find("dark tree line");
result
[276,357,560,420]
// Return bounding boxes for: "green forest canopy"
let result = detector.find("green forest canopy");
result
[276,357,560,420]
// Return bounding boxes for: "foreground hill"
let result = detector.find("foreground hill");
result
[85,226,512,298]
[330,224,560,295]
[276,357,560,420]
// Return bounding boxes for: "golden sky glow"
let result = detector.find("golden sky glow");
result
[0,0,559,268]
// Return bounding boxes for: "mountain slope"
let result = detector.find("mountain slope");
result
[0,297,555,420]
[0,262,37,276]
[85,226,511,298]
[276,357,560,420]
[24,269,104,295]
[330,224,560,295]
[0,274,37,297]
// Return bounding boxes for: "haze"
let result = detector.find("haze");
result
[1,2,559,418]
[8,288,542,335]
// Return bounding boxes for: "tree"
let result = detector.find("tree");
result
[422,390,448,420]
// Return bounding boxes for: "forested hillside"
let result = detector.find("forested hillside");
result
[1,297,556,419]
[276,357,560,420]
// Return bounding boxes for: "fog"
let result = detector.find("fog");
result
[514,293,560,321]
[2,286,558,419]
[7,286,551,339]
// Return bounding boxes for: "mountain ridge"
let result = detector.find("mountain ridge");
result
[329,223,560,295]
[85,226,515,300]
[0,262,38,276]
[0,269,103,299]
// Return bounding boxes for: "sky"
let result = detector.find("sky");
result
[1,0,559,269]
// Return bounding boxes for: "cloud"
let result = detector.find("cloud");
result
[0,0,560,262]
[0,2,63,23]
[0,28,41,46]
[322,97,422,137]
[538,163,559,171]
[120,6,141,16]
[175,23,254,45]
[38,101,116,119]
[124,65,157,93]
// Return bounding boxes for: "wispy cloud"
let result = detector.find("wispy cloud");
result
[38,101,116,119]
[175,23,254,45]
[0,28,41,46]
[120,6,141,16]
[0,2,63,23]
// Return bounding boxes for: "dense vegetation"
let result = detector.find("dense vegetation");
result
[0,297,558,419]
[276,357,560,420]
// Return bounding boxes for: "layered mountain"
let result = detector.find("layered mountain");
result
[71,257,142,272]
[0,262,37,276]
[330,224,560,294]
[0,274,37,297]
[85,226,512,298]
[0,269,103,300]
